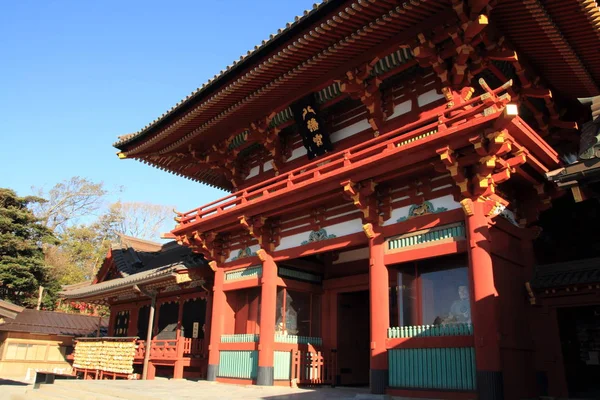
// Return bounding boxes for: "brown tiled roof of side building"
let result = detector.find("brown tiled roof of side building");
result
[0,309,108,337]
[0,299,25,320]
[111,235,205,278]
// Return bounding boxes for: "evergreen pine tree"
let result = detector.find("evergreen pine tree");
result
[0,188,59,308]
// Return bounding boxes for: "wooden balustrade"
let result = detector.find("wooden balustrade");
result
[290,349,337,386]
[135,337,204,361]
[176,80,512,227]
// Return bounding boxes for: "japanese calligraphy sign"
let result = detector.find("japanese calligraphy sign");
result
[291,95,333,159]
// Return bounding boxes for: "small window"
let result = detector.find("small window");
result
[4,343,49,361]
[114,310,130,337]
[390,254,470,327]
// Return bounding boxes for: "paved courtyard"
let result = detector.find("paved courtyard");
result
[5,378,416,400]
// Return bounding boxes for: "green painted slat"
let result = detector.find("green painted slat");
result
[388,347,476,390]
[218,350,258,379]
[225,265,263,281]
[274,351,291,380]
[387,223,465,251]
[387,324,473,338]
[274,334,322,345]
[220,334,259,343]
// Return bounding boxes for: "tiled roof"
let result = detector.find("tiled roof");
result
[111,236,204,278]
[61,263,189,299]
[0,309,108,336]
[531,257,600,289]
[62,235,208,301]
[0,299,24,320]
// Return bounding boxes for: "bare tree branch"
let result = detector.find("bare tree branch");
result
[31,177,107,233]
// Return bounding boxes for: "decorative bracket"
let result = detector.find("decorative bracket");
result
[337,64,386,135]
[239,215,281,253]
[342,180,391,237]
[177,231,230,266]
[249,113,289,173]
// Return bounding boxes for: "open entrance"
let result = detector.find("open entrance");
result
[337,290,370,386]
[558,305,600,399]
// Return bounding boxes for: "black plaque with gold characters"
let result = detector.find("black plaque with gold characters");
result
[291,95,333,159]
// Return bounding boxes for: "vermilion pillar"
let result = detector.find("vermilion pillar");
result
[369,230,389,394]
[465,201,503,400]
[207,265,225,381]
[257,250,277,386]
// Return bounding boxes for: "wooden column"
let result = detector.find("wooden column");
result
[465,201,503,400]
[173,299,185,379]
[108,306,116,336]
[207,264,225,381]
[368,230,389,394]
[257,249,277,386]
[142,293,156,380]
[128,305,139,337]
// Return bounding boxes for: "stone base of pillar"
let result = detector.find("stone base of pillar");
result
[477,370,504,400]
[207,364,218,381]
[256,366,274,386]
[370,368,388,394]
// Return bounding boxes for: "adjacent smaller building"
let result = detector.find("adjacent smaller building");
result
[0,300,108,380]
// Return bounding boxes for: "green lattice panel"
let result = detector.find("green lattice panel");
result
[220,334,259,343]
[388,347,476,391]
[274,351,292,380]
[387,223,465,251]
[225,265,262,281]
[218,350,258,379]
[274,334,322,345]
[388,324,473,338]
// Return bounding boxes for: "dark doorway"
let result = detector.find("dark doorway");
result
[156,302,178,339]
[337,290,370,386]
[182,298,207,339]
[558,305,600,399]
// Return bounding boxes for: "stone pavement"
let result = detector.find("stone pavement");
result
[7,378,417,400]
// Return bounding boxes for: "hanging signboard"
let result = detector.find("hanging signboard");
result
[291,95,333,160]
[192,322,199,339]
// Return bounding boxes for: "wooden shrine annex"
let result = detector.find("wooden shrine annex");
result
[63,1,600,399]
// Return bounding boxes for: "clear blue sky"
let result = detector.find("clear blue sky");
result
[1,0,315,216]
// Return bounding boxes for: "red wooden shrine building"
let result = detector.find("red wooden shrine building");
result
[64,1,600,398]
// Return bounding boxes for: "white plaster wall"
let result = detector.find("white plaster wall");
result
[417,89,444,107]
[287,146,307,162]
[226,244,261,263]
[382,194,460,226]
[276,218,363,251]
[387,99,413,120]
[246,165,260,179]
[330,119,371,143]
[263,161,274,172]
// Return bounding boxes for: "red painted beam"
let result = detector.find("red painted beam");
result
[384,241,468,266]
